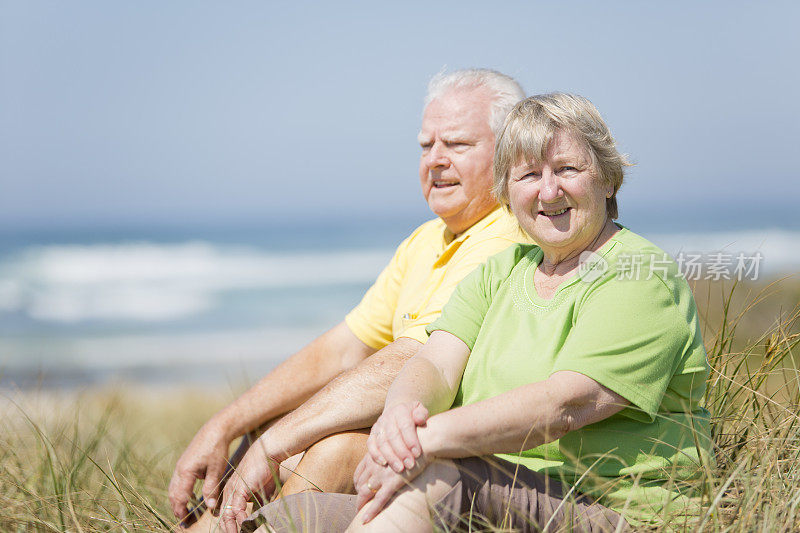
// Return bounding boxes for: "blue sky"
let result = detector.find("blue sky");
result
[2,1,798,231]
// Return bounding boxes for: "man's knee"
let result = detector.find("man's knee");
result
[305,429,369,461]
[278,430,370,497]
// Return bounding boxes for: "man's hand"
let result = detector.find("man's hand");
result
[219,436,281,533]
[366,401,428,473]
[167,322,375,522]
[168,420,232,520]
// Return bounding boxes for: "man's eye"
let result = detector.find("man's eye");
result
[557,166,577,173]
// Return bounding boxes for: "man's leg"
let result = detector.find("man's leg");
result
[276,429,370,497]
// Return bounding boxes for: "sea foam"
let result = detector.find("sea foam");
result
[0,242,392,323]
[1,229,797,326]
[643,228,800,274]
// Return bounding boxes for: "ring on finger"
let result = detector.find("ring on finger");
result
[366,480,379,493]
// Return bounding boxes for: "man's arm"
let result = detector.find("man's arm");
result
[257,336,423,461]
[168,321,374,520]
[216,336,422,528]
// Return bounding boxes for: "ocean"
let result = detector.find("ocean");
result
[1,216,798,389]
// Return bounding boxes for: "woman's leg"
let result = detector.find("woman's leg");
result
[451,456,629,533]
[345,459,461,533]
[243,457,627,533]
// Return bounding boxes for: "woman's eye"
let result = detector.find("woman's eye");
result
[517,172,540,181]
[558,166,577,173]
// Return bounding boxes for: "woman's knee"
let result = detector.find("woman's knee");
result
[347,459,461,533]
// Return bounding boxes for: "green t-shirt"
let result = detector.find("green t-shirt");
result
[427,227,712,525]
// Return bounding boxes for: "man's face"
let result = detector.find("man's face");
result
[418,88,498,235]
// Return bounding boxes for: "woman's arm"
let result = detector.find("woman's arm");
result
[365,330,471,472]
[418,369,629,458]
[385,330,471,412]
[354,348,628,523]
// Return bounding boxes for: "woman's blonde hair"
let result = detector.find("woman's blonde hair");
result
[493,93,631,219]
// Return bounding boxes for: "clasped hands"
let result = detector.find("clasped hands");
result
[353,400,430,524]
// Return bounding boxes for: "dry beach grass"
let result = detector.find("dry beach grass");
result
[1,277,798,532]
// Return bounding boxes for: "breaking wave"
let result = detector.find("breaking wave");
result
[0,242,393,323]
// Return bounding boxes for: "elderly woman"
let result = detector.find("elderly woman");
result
[242,94,712,532]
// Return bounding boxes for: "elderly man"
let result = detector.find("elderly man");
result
[168,68,527,528]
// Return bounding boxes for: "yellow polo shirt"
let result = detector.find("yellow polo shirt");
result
[345,208,530,349]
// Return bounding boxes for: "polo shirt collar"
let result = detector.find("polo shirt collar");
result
[436,207,504,267]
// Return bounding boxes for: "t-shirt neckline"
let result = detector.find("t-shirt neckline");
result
[523,225,627,306]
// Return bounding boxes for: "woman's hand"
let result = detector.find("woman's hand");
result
[353,451,429,524]
[366,401,428,473]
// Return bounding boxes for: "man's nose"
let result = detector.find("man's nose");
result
[425,142,450,168]
[539,170,562,201]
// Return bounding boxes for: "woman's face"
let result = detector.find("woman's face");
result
[508,130,612,259]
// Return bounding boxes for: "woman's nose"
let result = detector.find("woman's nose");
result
[539,170,562,201]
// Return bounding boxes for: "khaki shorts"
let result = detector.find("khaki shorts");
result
[431,456,628,532]
[243,456,628,533]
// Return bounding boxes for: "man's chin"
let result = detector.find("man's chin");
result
[428,203,461,221]
[427,192,464,214]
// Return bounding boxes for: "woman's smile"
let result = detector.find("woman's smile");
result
[508,130,614,265]
[538,206,571,218]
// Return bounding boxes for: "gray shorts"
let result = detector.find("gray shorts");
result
[243,456,628,532]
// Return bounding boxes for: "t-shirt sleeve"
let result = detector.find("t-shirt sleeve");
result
[344,237,409,350]
[397,236,519,344]
[552,277,692,423]
[425,244,528,349]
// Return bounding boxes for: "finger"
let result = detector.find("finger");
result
[355,479,376,510]
[353,455,367,484]
[353,458,371,491]
[384,405,422,466]
[411,402,429,425]
[383,417,419,471]
[220,506,242,533]
[361,481,400,524]
[220,484,249,533]
[356,490,371,510]
[201,461,225,511]
[396,415,422,463]
[361,499,384,524]
[367,433,388,467]
[168,469,197,520]
[377,431,406,472]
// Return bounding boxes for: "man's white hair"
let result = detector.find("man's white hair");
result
[424,68,525,136]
